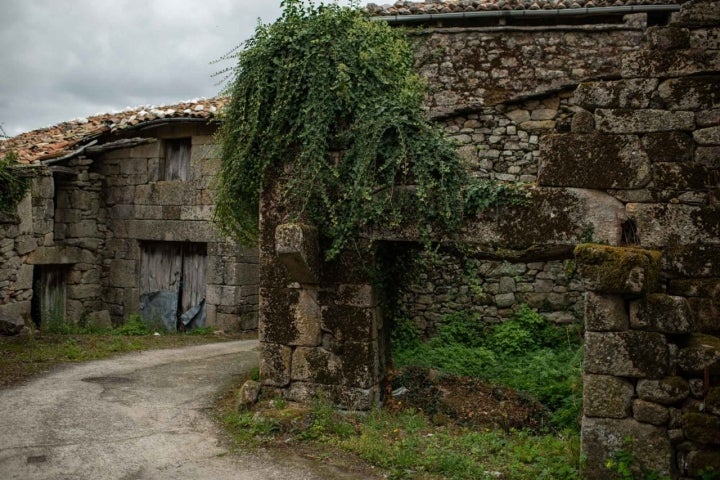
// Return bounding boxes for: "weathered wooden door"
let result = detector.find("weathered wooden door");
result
[32,265,67,329]
[139,242,206,331]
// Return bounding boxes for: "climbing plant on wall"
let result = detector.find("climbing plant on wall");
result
[0,151,30,215]
[216,0,525,259]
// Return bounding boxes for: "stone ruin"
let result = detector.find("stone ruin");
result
[255,1,720,478]
[1,0,718,477]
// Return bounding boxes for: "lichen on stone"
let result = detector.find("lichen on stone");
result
[574,244,661,294]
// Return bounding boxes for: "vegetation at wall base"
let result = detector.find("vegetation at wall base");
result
[221,398,580,480]
[392,304,584,431]
[215,0,529,259]
[0,151,30,214]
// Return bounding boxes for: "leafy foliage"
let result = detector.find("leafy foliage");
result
[393,305,583,430]
[0,151,30,214]
[216,1,527,259]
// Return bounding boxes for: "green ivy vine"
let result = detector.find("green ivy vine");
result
[215,0,527,259]
[0,151,30,215]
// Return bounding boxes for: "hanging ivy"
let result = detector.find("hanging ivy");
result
[0,151,30,215]
[215,0,526,259]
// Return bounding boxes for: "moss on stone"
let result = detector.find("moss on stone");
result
[574,244,661,294]
[683,412,720,445]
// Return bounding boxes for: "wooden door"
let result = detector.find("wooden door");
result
[32,265,67,329]
[139,242,206,331]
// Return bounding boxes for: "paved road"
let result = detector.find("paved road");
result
[0,340,372,480]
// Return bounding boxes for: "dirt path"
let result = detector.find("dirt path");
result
[0,340,371,480]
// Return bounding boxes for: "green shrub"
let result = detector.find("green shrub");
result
[392,305,583,430]
[114,315,151,336]
[0,151,30,214]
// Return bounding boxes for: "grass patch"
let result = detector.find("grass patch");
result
[220,398,580,480]
[0,328,253,388]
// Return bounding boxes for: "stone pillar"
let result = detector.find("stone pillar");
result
[258,180,384,410]
[575,244,675,479]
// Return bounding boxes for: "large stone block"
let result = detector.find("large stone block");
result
[288,287,322,347]
[663,245,720,278]
[149,181,185,205]
[258,286,298,345]
[584,292,628,332]
[125,219,218,243]
[585,331,669,378]
[627,203,720,248]
[180,205,213,221]
[574,244,661,295]
[687,297,720,334]
[285,382,378,411]
[694,126,720,146]
[581,417,672,480]
[658,76,720,111]
[260,342,291,387]
[275,223,319,284]
[651,162,712,194]
[573,79,658,109]
[321,301,378,342]
[677,334,720,375]
[460,188,628,248]
[641,132,694,163]
[595,109,695,133]
[27,246,89,265]
[0,301,30,334]
[632,399,669,426]
[636,377,690,406]
[669,278,720,299]
[695,146,720,167]
[683,412,720,445]
[108,259,136,288]
[646,26,691,50]
[621,48,720,78]
[538,133,650,189]
[630,294,694,334]
[65,220,99,239]
[583,374,634,418]
[291,347,343,385]
[674,0,720,27]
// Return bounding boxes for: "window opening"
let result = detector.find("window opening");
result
[160,138,191,181]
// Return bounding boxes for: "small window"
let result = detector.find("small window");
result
[160,138,191,181]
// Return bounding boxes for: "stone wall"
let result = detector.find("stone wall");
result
[397,253,582,335]
[414,21,644,118]
[541,1,720,476]
[0,171,54,333]
[391,15,650,328]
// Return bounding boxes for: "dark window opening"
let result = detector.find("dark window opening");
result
[160,138,191,181]
[620,220,640,246]
[647,11,671,27]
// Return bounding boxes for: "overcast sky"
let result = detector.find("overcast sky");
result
[0,0,354,137]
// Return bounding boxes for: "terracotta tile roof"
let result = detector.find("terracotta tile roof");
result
[366,0,684,16]
[1,97,227,165]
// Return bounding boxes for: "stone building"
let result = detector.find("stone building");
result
[257,1,720,479]
[0,98,259,333]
